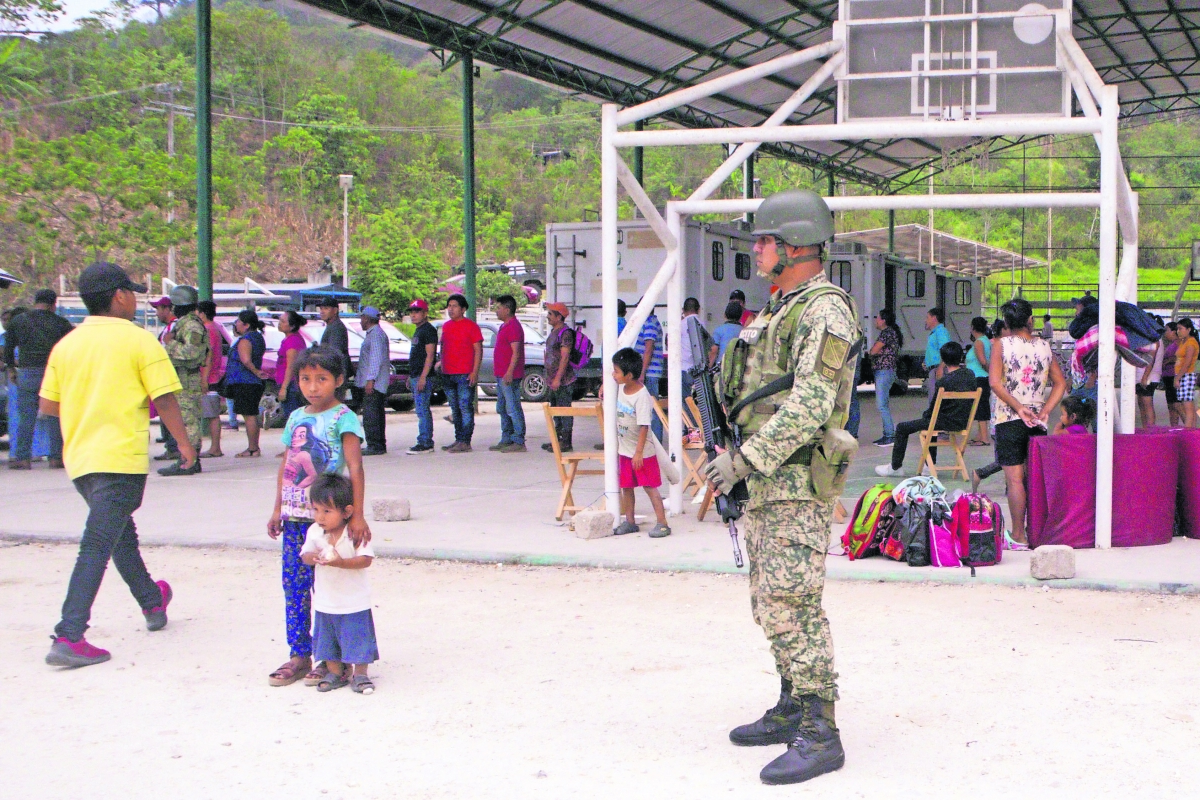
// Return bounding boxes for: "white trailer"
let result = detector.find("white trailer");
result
[547,220,982,388]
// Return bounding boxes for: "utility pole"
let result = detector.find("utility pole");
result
[1046,136,1054,301]
[462,52,477,320]
[167,86,176,284]
[339,174,353,288]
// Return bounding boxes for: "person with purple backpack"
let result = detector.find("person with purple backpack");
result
[541,302,576,452]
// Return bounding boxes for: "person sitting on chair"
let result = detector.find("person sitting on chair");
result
[875,342,977,478]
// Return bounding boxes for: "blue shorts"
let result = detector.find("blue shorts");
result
[312,609,380,665]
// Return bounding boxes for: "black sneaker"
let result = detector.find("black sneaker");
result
[361,447,387,456]
[406,444,433,455]
[873,436,894,447]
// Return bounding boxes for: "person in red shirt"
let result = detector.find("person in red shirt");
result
[490,294,527,453]
[438,293,483,452]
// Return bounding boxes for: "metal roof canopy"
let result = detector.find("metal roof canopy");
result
[842,223,1046,275]
[285,0,1200,189]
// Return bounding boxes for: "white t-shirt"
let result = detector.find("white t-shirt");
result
[616,384,655,458]
[300,527,375,614]
[1138,339,1165,384]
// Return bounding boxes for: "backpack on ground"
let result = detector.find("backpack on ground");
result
[929,509,962,568]
[568,327,594,370]
[841,483,894,560]
[951,493,1004,567]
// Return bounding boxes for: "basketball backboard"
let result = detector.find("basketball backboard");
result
[837,0,1070,123]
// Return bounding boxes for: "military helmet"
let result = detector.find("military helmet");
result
[752,189,835,248]
[169,285,199,306]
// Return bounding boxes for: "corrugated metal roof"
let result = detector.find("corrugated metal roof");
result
[286,1,1200,188]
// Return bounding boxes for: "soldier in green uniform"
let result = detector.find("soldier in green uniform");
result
[159,285,210,477]
[703,189,862,786]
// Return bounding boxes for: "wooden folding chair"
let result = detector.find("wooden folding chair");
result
[542,403,605,520]
[917,388,982,482]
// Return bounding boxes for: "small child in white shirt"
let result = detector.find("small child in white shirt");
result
[300,473,378,694]
[611,347,670,538]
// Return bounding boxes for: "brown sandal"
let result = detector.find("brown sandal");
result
[236,449,261,458]
[303,662,329,687]
[268,657,311,687]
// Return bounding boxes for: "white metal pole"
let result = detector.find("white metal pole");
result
[167,92,176,284]
[612,116,1102,149]
[1118,191,1139,433]
[1095,85,1119,550]
[615,39,841,126]
[618,252,677,350]
[666,207,684,516]
[601,105,621,515]
[668,192,1101,216]
[342,184,350,288]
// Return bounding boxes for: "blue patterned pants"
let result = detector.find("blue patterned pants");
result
[281,519,314,658]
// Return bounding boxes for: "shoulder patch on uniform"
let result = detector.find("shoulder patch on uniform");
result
[817,331,850,380]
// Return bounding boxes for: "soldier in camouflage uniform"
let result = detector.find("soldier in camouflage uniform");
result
[159,285,210,477]
[704,189,862,786]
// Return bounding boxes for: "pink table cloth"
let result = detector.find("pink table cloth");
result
[1027,431,1179,548]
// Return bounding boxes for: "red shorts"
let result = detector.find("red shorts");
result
[618,454,661,489]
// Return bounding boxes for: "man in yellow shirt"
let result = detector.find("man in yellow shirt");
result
[39,262,197,669]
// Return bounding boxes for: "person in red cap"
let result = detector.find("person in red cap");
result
[405,299,438,454]
[542,302,576,452]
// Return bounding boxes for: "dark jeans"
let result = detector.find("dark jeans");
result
[644,376,663,441]
[360,388,387,451]
[160,421,178,455]
[548,383,574,448]
[14,367,62,461]
[444,374,476,444]
[55,473,161,642]
[413,382,434,447]
[891,419,939,470]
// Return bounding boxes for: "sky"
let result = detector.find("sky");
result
[48,0,156,31]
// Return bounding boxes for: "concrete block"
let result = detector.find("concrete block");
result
[1031,545,1075,580]
[372,499,411,522]
[574,509,615,540]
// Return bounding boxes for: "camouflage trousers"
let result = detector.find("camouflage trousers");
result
[744,499,838,703]
[177,370,205,448]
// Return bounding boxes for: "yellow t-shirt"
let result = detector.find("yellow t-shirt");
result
[40,316,182,479]
[1176,336,1199,376]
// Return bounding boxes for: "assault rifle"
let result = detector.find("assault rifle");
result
[690,362,749,568]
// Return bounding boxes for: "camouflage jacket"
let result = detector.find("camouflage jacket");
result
[739,273,859,508]
[165,311,211,373]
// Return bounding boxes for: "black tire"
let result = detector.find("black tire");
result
[387,396,414,412]
[480,385,498,398]
[431,390,447,406]
[520,368,548,403]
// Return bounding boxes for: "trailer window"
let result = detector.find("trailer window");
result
[712,241,725,281]
[906,269,925,298]
[829,261,852,293]
[735,252,752,280]
[955,280,972,306]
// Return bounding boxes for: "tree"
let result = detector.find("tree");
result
[0,127,189,262]
[261,127,323,218]
[0,0,61,28]
[351,209,446,314]
[475,269,527,308]
[0,39,39,101]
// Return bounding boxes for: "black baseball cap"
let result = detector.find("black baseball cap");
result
[729,289,746,302]
[78,262,145,295]
[316,296,340,308]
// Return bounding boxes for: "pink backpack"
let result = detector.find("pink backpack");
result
[951,493,1004,567]
[929,515,961,568]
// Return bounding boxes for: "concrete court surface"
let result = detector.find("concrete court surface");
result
[3,390,1199,594]
[3,543,1198,800]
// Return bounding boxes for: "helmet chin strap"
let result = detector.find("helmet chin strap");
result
[758,238,821,279]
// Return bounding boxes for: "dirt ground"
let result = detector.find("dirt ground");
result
[2,542,1198,799]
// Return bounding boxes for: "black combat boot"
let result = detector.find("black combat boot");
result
[758,698,845,785]
[729,679,807,746]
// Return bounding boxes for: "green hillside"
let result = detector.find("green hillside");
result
[1,1,1197,314]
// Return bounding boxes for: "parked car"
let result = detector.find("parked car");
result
[426,320,549,402]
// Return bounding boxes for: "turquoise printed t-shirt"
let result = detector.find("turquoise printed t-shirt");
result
[925,323,951,368]
[279,403,365,520]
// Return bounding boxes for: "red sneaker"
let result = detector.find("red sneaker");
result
[45,637,112,668]
[143,580,173,631]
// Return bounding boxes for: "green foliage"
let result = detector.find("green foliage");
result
[0,0,61,27]
[475,269,527,308]
[0,126,188,262]
[350,209,446,315]
[0,39,40,100]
